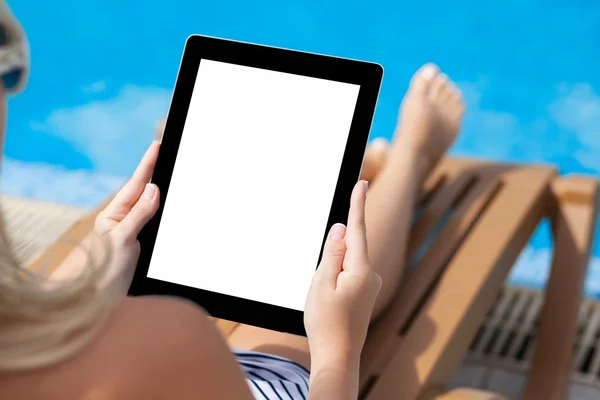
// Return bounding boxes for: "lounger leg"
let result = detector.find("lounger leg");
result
[521,177,599,400]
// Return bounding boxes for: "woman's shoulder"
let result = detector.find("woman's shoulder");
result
[0,296,252,399]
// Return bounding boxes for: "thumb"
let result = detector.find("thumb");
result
[314,223,347,286]
[112,183,160,245]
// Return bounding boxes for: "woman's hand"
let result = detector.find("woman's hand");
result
[304,180,382,370]
[94,141,161,287]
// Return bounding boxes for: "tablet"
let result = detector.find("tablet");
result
[129,35,383,336]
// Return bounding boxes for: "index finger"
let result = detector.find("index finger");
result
[343,180,369,268]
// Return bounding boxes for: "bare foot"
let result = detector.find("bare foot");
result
[361,138,390,182]
[394,63,465,179]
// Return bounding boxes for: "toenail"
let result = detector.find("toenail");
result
[421,65,437,80]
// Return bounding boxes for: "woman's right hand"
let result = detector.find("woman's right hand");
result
[304,180,382,370]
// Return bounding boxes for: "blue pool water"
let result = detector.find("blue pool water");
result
[2,0,600,295]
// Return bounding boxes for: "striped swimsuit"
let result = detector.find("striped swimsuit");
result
[233,349,310,399]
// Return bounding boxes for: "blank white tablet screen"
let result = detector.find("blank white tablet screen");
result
[147,59,361,311]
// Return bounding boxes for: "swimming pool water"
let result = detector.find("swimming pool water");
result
[2,0,600,295]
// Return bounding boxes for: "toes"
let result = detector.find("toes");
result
[455,99,466,118]
[366,137,390,166]
[369,137,390,152]
[155,119,166,141]
[409,63,439,94]
[432,76,464,109]
[442,81,460,102]
[446,82,465,113]
[430,73,449,98]
[362,139,390,181]
[447,90,465,120]
[440,81,453,99]
[429,73,465,122]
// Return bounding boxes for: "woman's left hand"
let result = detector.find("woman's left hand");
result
[94,141,161,285]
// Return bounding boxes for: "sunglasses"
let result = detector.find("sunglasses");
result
[0,21,28,94]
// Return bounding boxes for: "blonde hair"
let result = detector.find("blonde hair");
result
[0,0,131,373]
[0,211,126,371]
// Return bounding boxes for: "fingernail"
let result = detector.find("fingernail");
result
[330,223,346,241]
[363,180,369,194]
[143,183,156,200]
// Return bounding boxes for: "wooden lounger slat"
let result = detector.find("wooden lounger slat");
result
[364,166,556,399]
[361,176,502,385]
[23,156,599,399]
[417,158,454,206]
[26,198,110,276]
[215,319,241,337]
[407,172,477,263]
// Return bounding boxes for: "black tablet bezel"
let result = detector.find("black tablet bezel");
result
[129,34,383,336]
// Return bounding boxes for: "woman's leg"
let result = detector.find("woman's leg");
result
[360,137,390,183]
[366,63,464,319]
[228,64,465,367]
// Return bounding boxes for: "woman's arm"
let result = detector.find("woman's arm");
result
[75,296,254,400]
[140,297,254,400]
[309,357,360,400]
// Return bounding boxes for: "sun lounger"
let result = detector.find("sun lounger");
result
[25,157,599,399]
[211,158,598,399]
